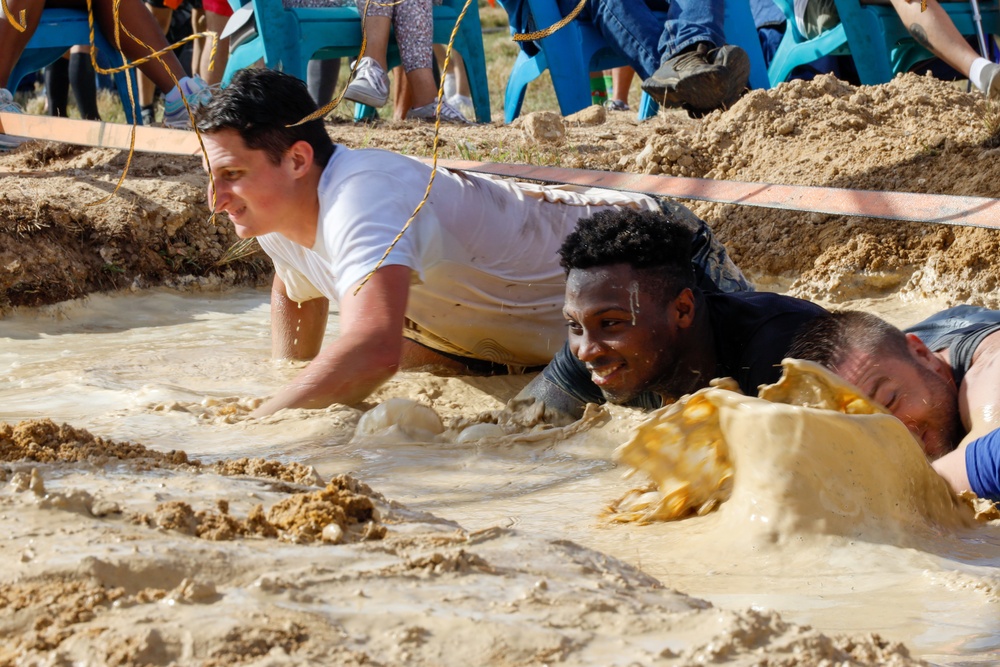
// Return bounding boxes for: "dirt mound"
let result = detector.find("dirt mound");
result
[635,73,1000,304]
[134,474,387,543]
[0,146,269,311]
[0,419,191,465]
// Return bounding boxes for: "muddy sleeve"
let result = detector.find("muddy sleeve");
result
[539,341,604,408]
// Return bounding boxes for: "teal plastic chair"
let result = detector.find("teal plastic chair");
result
[10,8,142,124]
[221,0,491,123]
[497,0,771,124]
[767,0,850,85]
[768,0,1000,86]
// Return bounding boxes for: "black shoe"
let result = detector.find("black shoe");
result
[682,44,751,118]
[711,44,751,109]
[642,42,727,111]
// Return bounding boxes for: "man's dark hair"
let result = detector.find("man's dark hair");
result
[558,208,696,301]
[787,310,911,369]
[195,68,335,167]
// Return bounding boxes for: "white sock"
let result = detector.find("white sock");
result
[970,57,992,92]
[443,72,457,100]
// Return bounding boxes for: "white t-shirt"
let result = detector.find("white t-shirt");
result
[257,146,660,366]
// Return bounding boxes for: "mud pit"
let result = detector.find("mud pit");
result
[2,72,1000,665]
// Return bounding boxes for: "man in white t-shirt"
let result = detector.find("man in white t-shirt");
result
[196,68,740,417]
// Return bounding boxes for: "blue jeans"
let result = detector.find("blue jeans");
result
[556,0,725,79]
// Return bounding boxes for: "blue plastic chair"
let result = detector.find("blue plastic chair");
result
[767,0,850,85]
[10,8,142,124]
[497,0,771,124]
[221,0,491,123]
[768,0,1000,86]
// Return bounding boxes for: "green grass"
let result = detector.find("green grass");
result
[981,99,1000,148]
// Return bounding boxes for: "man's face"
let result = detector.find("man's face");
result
[202,129,294,239]
[834,339,962,459]
[564,264,689,404]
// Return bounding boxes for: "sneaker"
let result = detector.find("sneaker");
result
[0,87,28,150]
[447,94,475,120]
[642,42,727,111]
[604,99,630,112]
[983,62,1000,100]
[344,57,389,108]
[409,99,472,124]
[710,44,751,109]
[141,104,155,126]
[163,75,213,129]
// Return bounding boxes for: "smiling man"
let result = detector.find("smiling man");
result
[514,208,826,421]
[787,308,1000,500]
[196,68,702,417]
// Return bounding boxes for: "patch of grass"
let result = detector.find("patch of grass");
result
[980,99,1000,148]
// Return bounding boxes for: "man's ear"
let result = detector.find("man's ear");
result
[905,333,951,380]
[286,140,315,177]
[673,288,697,329]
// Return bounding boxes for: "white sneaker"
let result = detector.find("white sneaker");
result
[344,57,389,108]
[163,75,214,129]
[0,87,28,150]
[446,94,474,121]
[409,99,472,124]
[983,62,1000,100]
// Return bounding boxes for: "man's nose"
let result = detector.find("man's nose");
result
[573,331,605,362]
[208,179,229,212]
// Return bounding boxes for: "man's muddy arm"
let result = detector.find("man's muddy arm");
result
[934,334,1000,497]
[252,265,411,417]
[270,274,329,360]
[957,332,1000,443]
[931,446,972,496]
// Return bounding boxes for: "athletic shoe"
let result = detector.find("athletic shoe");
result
[641,42,727,111]
[344,57,389,108]
[408,99,472,124]
[447,93,475,121]
[983,62,1000,100]
[0,87,28,150]
[710,44,751,110]
[0,87,21,113]
[604,99,630,112]
[163,75,213,129]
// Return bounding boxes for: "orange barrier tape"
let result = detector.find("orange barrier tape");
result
[3,113,998,229]
[429,159,1000,230]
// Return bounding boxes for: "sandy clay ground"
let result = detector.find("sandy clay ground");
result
[1,71,1000,665]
